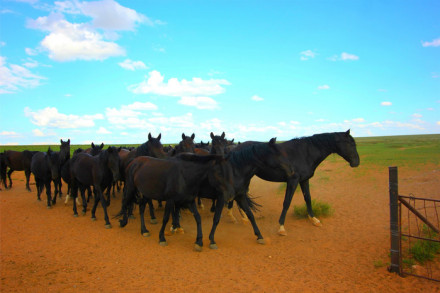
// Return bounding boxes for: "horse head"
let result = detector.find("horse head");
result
[147,133,167,159]
[59,139,71,164]
[335,130,360,167]
[210,132,228,155]
[106,146,121,182]
[176,133,196,154]
[207,155,235,203]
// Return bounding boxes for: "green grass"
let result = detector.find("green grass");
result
[408,225,440,264]
[293,199,333,219]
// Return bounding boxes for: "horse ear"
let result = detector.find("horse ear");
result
[100,143,104,149]
[67,139,70,144]
[91,142,95,148]
[47,147,52,154]
[221,132,225,139]
[210,132,214,139]
[60,139,63,144]
[269,137,277,145]
[182,133,185,140]
[158,133,162,140]
[118,147,122,152]
[346,129,351,136]
[231,139,234,143]
[148,133,152,140]
[191,133,195,140]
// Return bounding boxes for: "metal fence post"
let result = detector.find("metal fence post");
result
[389,166,400,274]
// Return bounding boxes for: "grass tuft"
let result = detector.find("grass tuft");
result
[293,199,333,219]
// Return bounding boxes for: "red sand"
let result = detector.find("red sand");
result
[1,160,439,292]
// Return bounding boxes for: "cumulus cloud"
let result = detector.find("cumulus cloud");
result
[381,101,392,106]
[0,131,20,137]
[129,70,230,97]
[328,52,359,61]
[422,38,440,47]
[317,84,330,90]
[32,129,45,137]
[24,107,104,128]
[300,49,316,61]
[178,96,219,110]
[118,59,147,71]
[0,56,46,94]
[105,101,158,128]
[251,95,264,101]
[97,127,111,134]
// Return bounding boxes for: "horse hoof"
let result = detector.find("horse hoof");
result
[257,238,266,245]
[47,206,52,209]
[143,232,150,237]
[194,244,203,252]
[105,224,112,229]
[308,216,322,227]
[73,213,78,218]
[128,215,136,220]
[81,211,86,216]
[91,217,97,221]
[278,230,287,236]
[150,218,158,224]
[199,204,205,210]
[37,199,41,202]
[209,244,218,250]
[159,241,168,247]
[175,228,184,234]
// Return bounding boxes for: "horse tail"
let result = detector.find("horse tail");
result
[245,193,262,213]
[114,160,140,219]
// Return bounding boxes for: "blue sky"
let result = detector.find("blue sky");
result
[1,0,439,145]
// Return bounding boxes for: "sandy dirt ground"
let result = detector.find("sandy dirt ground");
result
[1,159,440,292]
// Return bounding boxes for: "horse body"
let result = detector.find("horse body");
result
[118,153,235,250]
[4,150,37,191]
[248,130,360,235]
[30,148,61,208]
[184,138,294,248]
[70,146,120,228]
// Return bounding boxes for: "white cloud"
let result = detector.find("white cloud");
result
[25,48,38,56]
[0,131,20,137]
[352,118,365,123]
[28,13,125,61]
[32,129,45,137]
[129,70,230,97]
[105,101,158,128]
[381,101,392,106]
[317,84,330,90]
[412,113,422,118]
[178,96,219,110]
[437,121,440,125]
[329,52,359,61]
[300,49,316,61]
[97,127,111,134]
[251,95,264,101]
[118,59,147,71]
[422,38,440,47]
[0,56,46,94]
[123,101,158,111]
[24,107,104,128]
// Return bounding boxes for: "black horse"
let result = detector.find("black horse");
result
[4,150,38,191]
[70,146,121,228]
[0,152,7,189]
[30,148,62,208]
[54,139,71,197]
[117,153,235,251]
[238,130,360,235]
[174,138,294,249]
[172,133,196,155]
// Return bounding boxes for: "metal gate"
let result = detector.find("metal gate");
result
[389,166,440,282]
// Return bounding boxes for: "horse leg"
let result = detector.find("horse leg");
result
[52,179,58,205]
[71,183,79,217]
[300,180,322,227]
[236,195,265,244]
[210,199,216,212]
[91,188,100,221]
[197,196,204,210]
[189,201,203,251]
[158,201,173,246]
[98,188,112,229]
[147,199,157,224]
[80,187,87,215]
[170,206,183,234]
[208,196,225,249]
[278,176,299,236]
[226,200,238,223]
[45,180,52,209]
[35,178,42,201]
[24,169,31,191]
[7,169,13,189]
[139,198,149,237]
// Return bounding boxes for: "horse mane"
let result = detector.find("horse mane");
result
[287,132,341,153]
[228,142,270,168]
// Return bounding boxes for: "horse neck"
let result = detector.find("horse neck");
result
[229,148,259,180]
[306,135,338,167]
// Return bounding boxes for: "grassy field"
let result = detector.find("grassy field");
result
[1,134,439,166]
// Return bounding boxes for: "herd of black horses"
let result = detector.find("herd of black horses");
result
[0,130,360,251]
